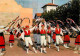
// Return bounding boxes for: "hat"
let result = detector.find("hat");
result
[48,27,50,29]
[41,25,44,26]
[25,25,29,28]
[6,29,10,32]
[56,24,59,27]
[23,28,26,30]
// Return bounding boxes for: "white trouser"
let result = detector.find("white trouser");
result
[56,35,63,45]
[24,37,33,46]
[41,36,46,46]
[47,35,51,44]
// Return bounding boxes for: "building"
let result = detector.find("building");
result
[34,13,42,19]
[42,3,58,12]
[0,0,33,26]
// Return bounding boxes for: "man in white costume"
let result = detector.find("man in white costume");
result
[20,25,37,53]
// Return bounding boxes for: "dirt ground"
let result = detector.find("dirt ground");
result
[3,35,80,56]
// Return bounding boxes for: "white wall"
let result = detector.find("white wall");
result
[46,6,57,12]
[47,6,57,12]
[43,6,57,12]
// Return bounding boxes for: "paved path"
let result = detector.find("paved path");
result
[3,35,80,56]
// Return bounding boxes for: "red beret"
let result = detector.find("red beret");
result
[25,26,29,28]
[41,25,44,27]
[56,24,59,27]
[23,28,26,30]
[48,27,50,29]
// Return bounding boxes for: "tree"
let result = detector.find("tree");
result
[41,0,79,25]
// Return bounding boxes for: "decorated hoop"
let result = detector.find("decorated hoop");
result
[56,20,64,25]
[12,18,23,28]
[49,20,55,24]
[66,18,75,25]
[21,17,30,26]
[5,16,19,28]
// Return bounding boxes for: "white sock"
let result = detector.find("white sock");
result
[33,47,35,51]
[0,49,4,55]
[64,44,66,47]
[44,48,47,53]
[56,46,59,51]
[10,43,12,47]
[74,45,77,50]
[49,45,50,48]
[26,49,29,53]
[54,43,57,47]
[66,44,68,47]
[65,44,69,48]
[41,48,43,53]
[33,47,37,53]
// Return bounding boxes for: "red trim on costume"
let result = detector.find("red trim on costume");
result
[75,35,80,45]
[40,29,46,34]
[9,35,14,43]
[0,36,5,48]
[47,30,51,34]
[64,35,70,43]
[24,30,30,35]
[55,28,61,34]
[52,34,56,42]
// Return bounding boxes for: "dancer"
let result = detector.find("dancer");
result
[9,31,14,48]
[21,25,37,53]
[39,24,47,53]
[74,32,80,51]
[53,24,63,51]
[47,26,51,48]
[0,26,9,56]
[62,27,70,48]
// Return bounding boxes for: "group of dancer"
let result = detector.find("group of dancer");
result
[0,17,80,56]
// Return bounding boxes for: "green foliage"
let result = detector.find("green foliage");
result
[41,0,79,24]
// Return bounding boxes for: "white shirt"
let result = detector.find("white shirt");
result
[39,22,47,31]
[51,27,63,36]
[20,26,36,40]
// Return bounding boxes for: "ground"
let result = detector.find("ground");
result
[3,35,80,56]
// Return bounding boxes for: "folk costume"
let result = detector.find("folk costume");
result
[64,32,70,48]
[62,27,70,48]
[39,24,47,53]
[47,27,51,48]
[52,24,63,51]
[21,26,37,53]
[33,26,41,49]
[0,26,9,55]
[9,31,14,48]
[74,32,80,51]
